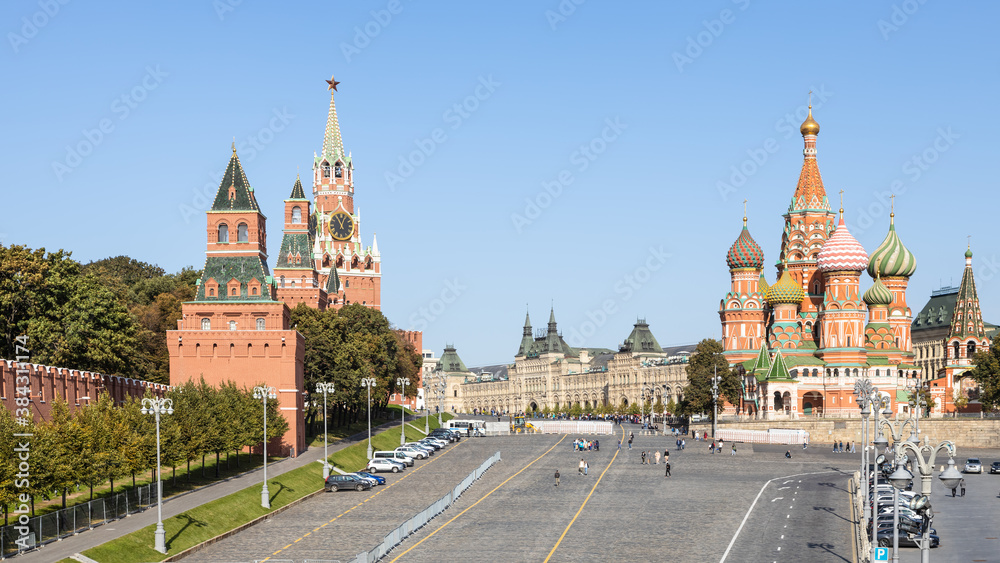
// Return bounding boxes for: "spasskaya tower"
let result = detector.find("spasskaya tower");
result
[311,75,381,309]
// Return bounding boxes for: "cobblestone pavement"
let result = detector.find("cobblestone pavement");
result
[183,427,860,563]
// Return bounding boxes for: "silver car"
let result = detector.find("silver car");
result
[964,458,983,473]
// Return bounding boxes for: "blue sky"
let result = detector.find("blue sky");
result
[3,1,999,367]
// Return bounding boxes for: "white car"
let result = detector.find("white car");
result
[404,442,435,455]
[349,472,378,487]
[366,458,404,473]
[396,446,429,460]
[964,458,983,473]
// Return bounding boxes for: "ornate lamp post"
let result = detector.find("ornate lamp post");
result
[140,397,173,554]
[855,378,889,563]
[315,382,335,479]
[252,385,276,509]
[360,377,376,459]
[397,377,410,446]
[711,366,722,440]
[894,440,962,563]
[435,374,447,427]
[877,414,918,563]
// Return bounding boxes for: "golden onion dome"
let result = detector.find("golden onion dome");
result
[800,106,820,136]
[766,269,804,305]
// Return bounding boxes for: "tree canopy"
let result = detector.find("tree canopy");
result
[967,335,1000,412]
[679,338,739,418]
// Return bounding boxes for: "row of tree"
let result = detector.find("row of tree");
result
[0,246,199,384]
[0,379,285,515]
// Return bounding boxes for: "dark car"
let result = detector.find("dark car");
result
[324,474,372,492]
[877,529,939,548]
[430,429,459,442]
[990,462,1000,474]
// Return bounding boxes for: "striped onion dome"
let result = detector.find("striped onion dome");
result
[867,215,916,278]
[863,277,894,307]
[726,224,764,270]
[766,269,804,305]
[758,272,770,295]
[817,214,869,272]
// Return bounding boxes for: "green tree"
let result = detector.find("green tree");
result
[680,339,739,419]
[968,336,1000,412]
[0,404,21,511]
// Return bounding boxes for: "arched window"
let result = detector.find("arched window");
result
[218,223,229,243]
[968,341,977,358]
[237,223,249,242]
[231,286,238,296]
[208,288,215,296]
[279,275,285,288]
[251,286,258,295]
[256,318,265,331]
[201,318,211,330]
[322,164,331,178]
[335,162,343,178]
[345,279,350,288]
[228,320,237,331]
[954,342,960,359]
[291,206,301,224]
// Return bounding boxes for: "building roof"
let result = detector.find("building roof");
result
[867,214,916,278]
[289,175,307,200]
[726,223,765,270]
[211,147,261,212]
[912,287,959,332]
[949,249,989,341]
[195,255,275,302]
[817,214,869,272]
[438,344,469,373]
[622,319,664,354]
[274,232,313,270]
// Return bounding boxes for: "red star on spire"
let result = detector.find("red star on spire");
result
[326,75,340,92]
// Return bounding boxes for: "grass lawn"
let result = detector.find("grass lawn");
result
[79,412,452,563]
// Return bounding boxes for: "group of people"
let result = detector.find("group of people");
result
[831,440,855,453]
[574,438,599,451]
[674,438,686,450]
[639,449,669,465]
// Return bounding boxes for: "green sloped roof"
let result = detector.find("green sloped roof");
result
[195,255,275,301]
[866,356,892,366]
[289,176,307,200]
[211,149,260,212]
[896,389,911,402]
[275,232,313,269]
[765,349,795,381]
[748,343,771,374]
[439,344,469,373]
[912,288,957,331]
[325,266,340,293]
[623,319,663,354]
[785,355,826,366]
[950,253,989,341]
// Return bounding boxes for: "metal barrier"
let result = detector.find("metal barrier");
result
[353,451,501,563]
[0,483,158,559]
[850,471,871,563]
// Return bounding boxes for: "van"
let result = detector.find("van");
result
[373,450,414,466]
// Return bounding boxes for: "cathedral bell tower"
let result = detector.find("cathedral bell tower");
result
[720,207,768,361]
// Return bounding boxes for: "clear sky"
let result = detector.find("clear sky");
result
[3,1,999,367]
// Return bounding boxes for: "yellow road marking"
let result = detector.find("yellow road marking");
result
[263,439,465,560]
[388,435,568,562]
[543,425,625,562]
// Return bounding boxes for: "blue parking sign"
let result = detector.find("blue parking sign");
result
[875,547,889,561]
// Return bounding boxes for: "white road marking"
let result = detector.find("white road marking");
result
[781,535,784,539]
[777,546,782,551]
[771,497,784,502]
[778,486,790,490]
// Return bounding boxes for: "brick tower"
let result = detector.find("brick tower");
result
[866,208,917,362]
[815,207,869,366]
[168,146,306,456]
[273,175,330,309]
[311,76,381,309]
[720,210,768,361]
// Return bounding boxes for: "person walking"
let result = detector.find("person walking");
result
[584,460,589,476]
[960,478,966,497]
[681,439,685,450]
[664,449,669,464]
[595,440,600,451]
[628,437,633,450]
[664,461,671,477]
[617,439,621,450]
[710,441,715,454]
[655,450,661,464]
[579,458,585,476]
[641,451,647,464]
[555,469,560,487]
[731,444,737,456]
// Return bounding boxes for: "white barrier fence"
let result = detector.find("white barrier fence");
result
[715,428,809,445]
[353,452,501,563]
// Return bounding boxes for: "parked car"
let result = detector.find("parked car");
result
[877,529,939,548]
[325,474,372,492]
[396,446,429,460]
[420,438,446,449]
[366,458,405,473]
[990,462,1000,474]
[373,450,415,466]
[404,442,435,455]
[349,472,379,487]
[356,471,386,485]
[964,458,983,474]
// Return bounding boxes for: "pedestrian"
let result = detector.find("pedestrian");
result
[579,458,585,475]
[664,449,669,464]
[839,440,844,453]
[641,451,646,464]
[655,450,661,464]
[555,469,560,487]
[704,431,708,441]
[785,450,792,459]
[681,439,685,450]
[664,461,671,477]
[595,440,600,451]
[628,437,633,450]
[710,441,715,454]
[832,440,837,453]
[961,478,966,497]
[731,444,737,456]
[617,439,621,450]
[584,460,589,476]
[851,441,856,453]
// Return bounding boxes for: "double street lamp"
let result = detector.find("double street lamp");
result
[711,366,722,440]
[140,397,173,554]
[855,378,890,563]
[360,377,376,459]
[894,441,962,563]
[315,382,336,479]
[397,377,410,446]
[252,385,276,509]
[434,374,447,427]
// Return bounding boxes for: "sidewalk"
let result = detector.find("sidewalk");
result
[11,421,399,563]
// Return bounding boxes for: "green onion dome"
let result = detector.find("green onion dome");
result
[766,269,804,305]
[726,224,765,270]
[867,215,916,278]
[863,277,894,307]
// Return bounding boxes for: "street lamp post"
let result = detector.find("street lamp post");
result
[397,377,411,446]
[252,385,276,509]
[424,380,431,435]
[315,382,335,480]
[360,378,376,459]
[711,366,722,440]
[877,414,918,563]
[436,374,446,427]
[140,397,173,554]
[895,440,962,563]
[854,378,886,563]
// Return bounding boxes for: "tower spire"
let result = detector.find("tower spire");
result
[322,75,345,160]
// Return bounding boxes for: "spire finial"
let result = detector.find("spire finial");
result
[968,235,972,250]
[232,138,236,153]
[839,189,844,215]
[326,75,340,92]
[743,198,748,226]
[890,193,895,221]
[808,89,813,110]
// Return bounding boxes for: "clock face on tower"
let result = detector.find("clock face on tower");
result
[329,211,355,241]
